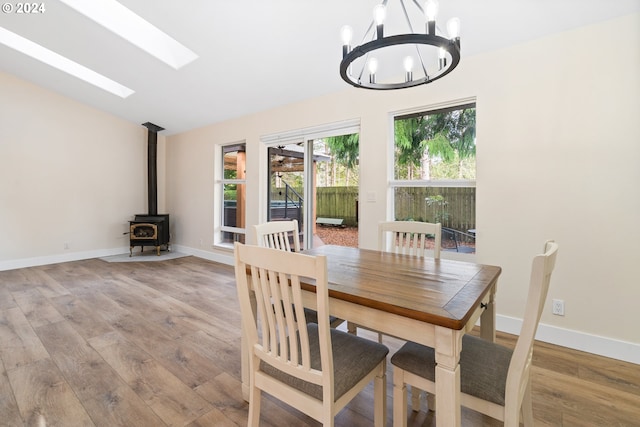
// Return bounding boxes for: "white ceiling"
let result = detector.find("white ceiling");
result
[1,0,638,135]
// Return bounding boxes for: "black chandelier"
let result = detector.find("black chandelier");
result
[339,0,461,90]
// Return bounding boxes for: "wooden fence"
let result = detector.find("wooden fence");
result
[393,186,476,232]
[272,186,475,238]
[315,186,359,226]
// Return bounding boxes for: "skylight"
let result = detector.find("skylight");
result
[59,0,198,70]
[0,27,135,98]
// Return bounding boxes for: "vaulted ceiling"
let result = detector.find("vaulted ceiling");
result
[1,0,638,135]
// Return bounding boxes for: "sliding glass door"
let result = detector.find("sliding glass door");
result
[263,120,360,250]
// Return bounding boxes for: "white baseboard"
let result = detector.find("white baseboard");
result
[171,244,234,265]
[0,247,128,271]
[0,245,233,271]
[497,315,640,365]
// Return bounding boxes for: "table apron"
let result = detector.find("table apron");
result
[302,288,493,349]
[302,291,442,347]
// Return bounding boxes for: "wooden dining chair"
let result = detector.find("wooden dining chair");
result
[234,242,389,427]
[253,219,301,252]
[349,221,442,340]
[378,220,442,259]
[253,220,344,328]
[390,240,559,427]
[369,220,443,410]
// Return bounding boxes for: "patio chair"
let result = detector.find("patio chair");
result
[234,242,389,426]
[442,226,475,253]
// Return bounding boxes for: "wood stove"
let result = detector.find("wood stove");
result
[129,122,171,256]
[129,214,170,256]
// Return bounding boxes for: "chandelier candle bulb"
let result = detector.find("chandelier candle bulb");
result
[425,0,439,20]
[403,56,414,71]
[340,25,353,57]
[368,57,378,83]
[425,0,439,34]
[403,56,414,82]
[447,17,461,40]
[373,4,386,39]
[439,47,447,69]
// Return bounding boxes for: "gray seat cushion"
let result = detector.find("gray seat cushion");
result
[260,323,389,401]
[390,334,513,405]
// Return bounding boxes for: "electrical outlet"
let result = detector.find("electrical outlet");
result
[552,299,565,316]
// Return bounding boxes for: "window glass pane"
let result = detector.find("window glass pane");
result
[223,183,245,228]
[393,105,476,254]
[393,186,475,252]
[394,106,476,180]
[268,145,304,227]
[224,150,239,179]
[220,230,246,244]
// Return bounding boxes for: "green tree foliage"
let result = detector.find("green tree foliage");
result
[394,116,428,174]
[325,134,359,169]
[394,107,476,179]
[320,134,360,186]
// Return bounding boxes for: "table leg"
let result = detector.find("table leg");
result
[480,283,497,342]
[434,326,462,427]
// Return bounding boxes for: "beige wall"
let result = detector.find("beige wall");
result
[166,14,640,357]
[0,72,166,267]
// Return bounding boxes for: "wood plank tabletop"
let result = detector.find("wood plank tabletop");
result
[303,245,501,330]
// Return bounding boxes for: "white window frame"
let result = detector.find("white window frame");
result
[388,98,476,260]
[215,141,246,249]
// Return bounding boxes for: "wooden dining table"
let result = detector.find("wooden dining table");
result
[240,244,501,427]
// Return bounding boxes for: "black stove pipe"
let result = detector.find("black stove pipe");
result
[141,122,164,216]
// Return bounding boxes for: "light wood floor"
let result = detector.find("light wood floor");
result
[1,256,638,426]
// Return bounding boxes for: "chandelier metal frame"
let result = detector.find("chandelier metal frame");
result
[339,0,461,90]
